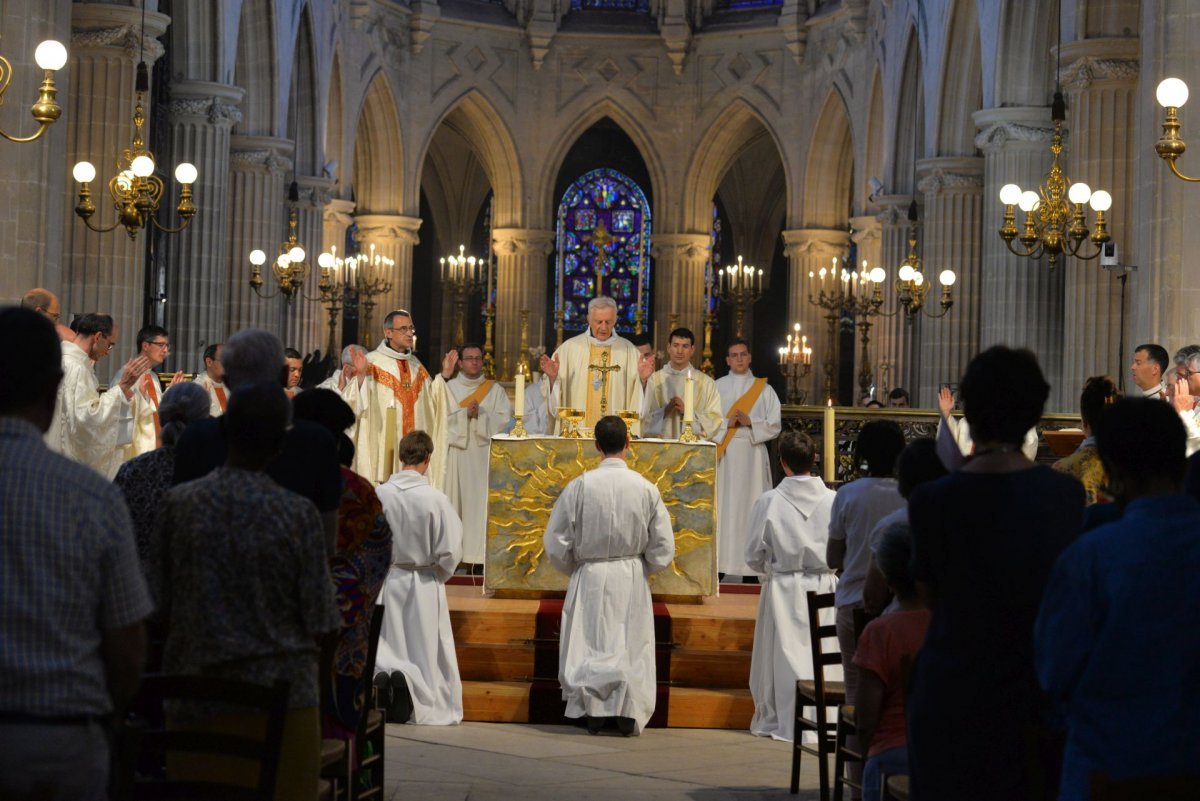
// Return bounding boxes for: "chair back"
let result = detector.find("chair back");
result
[114,675,290,801]
[805,591,842,705]
[363,604,385,708]
[1091,774,1200,801]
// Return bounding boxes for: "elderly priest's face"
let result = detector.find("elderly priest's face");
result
[587,306,616,341]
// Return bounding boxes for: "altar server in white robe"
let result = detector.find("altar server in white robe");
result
[641,327,723,440]
[193,343,228,416]
[374,430,464,725]
[713,339,782,577]
[442,343,512,565]
[122,325,184,458]
[539,296,653,435]
[47,313,150,478]
[544,415,675,736]
[746,430,837,742]
[346,310,452,486]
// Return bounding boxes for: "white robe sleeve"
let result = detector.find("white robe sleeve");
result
[63,369,131,458]
[643,490,675,575]
[544,480,581,575]
[743,494,775,575]
[478,384,513,446]
[640,373,667,437]
[432,495,464,582]
[748,386,782,445]
[697,377,725,441]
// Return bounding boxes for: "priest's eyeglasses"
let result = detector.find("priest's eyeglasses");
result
[390,325,415,333]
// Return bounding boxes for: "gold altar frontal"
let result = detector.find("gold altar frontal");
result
[485,436,717,598]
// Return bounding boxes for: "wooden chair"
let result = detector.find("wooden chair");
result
[355,605,388,800]
[833,703,862,801]
[1090,773,1200,800]
[882,774,909,800]
[113,675,290,801]
[790,590,846,800]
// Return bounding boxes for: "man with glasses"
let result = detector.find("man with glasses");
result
[47,313,151,478]
[1170,344,1200,456]
[348,310,455,485]
[123,325,184,458]
[20,287,75,341]
[441,343,511,571]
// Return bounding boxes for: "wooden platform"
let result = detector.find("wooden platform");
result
[448,583,760,729]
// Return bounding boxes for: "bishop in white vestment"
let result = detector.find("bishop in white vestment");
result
[374,431,464,725]
[640,328,723,440]
[745,431,837,743]
[713,341,782,576]
[540,296,651,434]
[543,416,675,735]
[441,345,512,564]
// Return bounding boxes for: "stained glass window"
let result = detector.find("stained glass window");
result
[555,168,651,334]
[570,0,651,11]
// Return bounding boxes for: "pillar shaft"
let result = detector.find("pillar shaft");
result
[492,228,554,370]
[353,214,421,348]
[782,228,850,404]
[650,233,710,349]
[850,215,884,397]
[284,175,335,354]
[320,198,356,355]
[872,196,919,397]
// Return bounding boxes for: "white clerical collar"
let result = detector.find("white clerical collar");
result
[585,331,617,346]
[377,342,413,360]
[728,370,755,383]
[1141,382,1166,399]
[456,372,486,386]
[663,363,693,376]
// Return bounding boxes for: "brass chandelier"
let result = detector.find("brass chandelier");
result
[249,181,311,300]
[0,39,67,143]
[894,200,955,319]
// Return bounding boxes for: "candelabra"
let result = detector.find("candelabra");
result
[514,310,532,380]
[249,182,309,300]
[890,201,956,319]
[777,322,813,404]
[699,310,717,376]
[1155,78,1200,182]
[807,258,885,402]
[0,39,66,143]
[483,304,496,378]
[441,245,484,345]
[317,243,394,349]
[714,255,764,338]
[73,62,197,240]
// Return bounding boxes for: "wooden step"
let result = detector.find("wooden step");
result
[462,681,530,722]
[666,687,754,729]
[456,642,534,682]
[670,648,751,688]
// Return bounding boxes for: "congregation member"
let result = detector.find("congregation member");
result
[641,327,722,440]
[114,381,211,560]
[291,389,393,737]
[1036,397,1200,801]
[540,296,653,434]
[374,430,464,725]
[544,416,675,736]
[149,382,340,801]
[1130,343,1169,399]
[47,312,151,479]
[0,307,152,801]
[349,309,454,485]
[907,346,1085,801]
[124,324,184,458]
[887,387,910,407]
[1052,376,1120,505]
[193,342,227,415]
[714,338,782,579]
[1170,344,1200,455]
[172,329,341,554]
[745,430,836,743]
[852,522,930,801]
[20,287,75,340]
[441,343,512,569]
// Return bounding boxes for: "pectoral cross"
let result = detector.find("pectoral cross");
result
[588,349,622,416]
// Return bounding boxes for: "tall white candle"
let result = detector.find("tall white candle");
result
[823,400,836,482]
[684,370,694,423]
[515,372,524,417]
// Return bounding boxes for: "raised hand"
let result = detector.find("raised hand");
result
[350,347,369,374]
[937,386,954,418]
[166,370,185,390]
[665,396,684,417]
[118,355,153,398]
[638,352,655,382]
[1173,377,1195,413]
[441,349,459,380]
[541,354,560,384]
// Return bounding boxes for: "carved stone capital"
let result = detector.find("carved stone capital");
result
[849,215,880,246]
[71,5,170,62]
[230,136,294,176]
[781,228,850,262]
[167,82,246,128]
[973,106,1055,153]
[492,228,555,257]
[916,157,985,195]
[649,233,711,262]
[324,198,357,229]
[355,214,422,247]
[295,175,337,207]
[1058,37,1140,90]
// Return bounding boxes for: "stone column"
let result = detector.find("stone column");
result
[915,157,984,406]
[492,228,554,367]
[353,214,421,347]
[224,135,293,340]
[62,3,168,366]
[781,228,850,403]
[973,106,1067,409]
[319,198,356,354]
[0,0,70,307]
[650,233,710,348]
[850,215,884,397]
[872,196,919,397]
[285,175,335,355]
[1060,38,1138,395]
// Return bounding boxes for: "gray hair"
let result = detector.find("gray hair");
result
[1173,344,1200,372]
[223,329,284,390]
[875,520,916,599]
[587,296,617,315]
[158,381,211,447]
[341,343,366,363]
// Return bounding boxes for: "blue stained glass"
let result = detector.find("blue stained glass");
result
[612,210,635,232]
[574,209,597,230]
[591,179,619,208]
[570,0,650,11]
[572,277,596,297]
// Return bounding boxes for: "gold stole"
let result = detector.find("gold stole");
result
[458,379,495,409]
[716,377,767,459]
[141,373,162,449]
[213,384,227,412]
[370,358,429,471]
[584,344,612,429]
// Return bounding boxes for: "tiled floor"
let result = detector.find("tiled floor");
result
[382,720,825,800]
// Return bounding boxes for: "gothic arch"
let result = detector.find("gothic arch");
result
[864,65,885,202]
[232,0,277,137]
[289,7,320,176]
[681,98,790,236]
[994,0,1056,107]
[535,100,667,227]
[350,72,405,214]
[802,89,854,229]
[936,0,982,157]
[891,28,925,193]
[325,51,345,191]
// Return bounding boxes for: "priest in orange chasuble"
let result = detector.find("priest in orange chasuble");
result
[540,296,653,435]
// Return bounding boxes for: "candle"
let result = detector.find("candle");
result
[557,250,564,314]
[823,399,836,482]
[440,257,446,281]
[684,369,694,424]
[515,372,525,417]
[778,347,786,365]
[487,248,494,307]
[637,252,645,314]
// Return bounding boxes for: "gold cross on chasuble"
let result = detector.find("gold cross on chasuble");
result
[585,345,622,428]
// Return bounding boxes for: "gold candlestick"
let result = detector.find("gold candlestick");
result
[514,310,532,379]
[510,414,527,438]
[483,304,496,378]
[699,310,715,376]
[678,420,699,443]
[634,307,644,336]
[554,309,564,349]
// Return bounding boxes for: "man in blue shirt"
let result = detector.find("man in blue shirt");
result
[1035,397,1200,800]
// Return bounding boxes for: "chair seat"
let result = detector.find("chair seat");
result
[365,709,384,733]
[797,678,846,705]
[839,704,855,725]
[885,775,909,800]
[320,738,346,768]
[318,778,333,801]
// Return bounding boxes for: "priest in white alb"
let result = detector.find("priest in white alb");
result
[122,324,183,458]
[543,416,675,736]
[47,313,150,478]
[193,343,228,416]
[374,430,464,725]
[641,327,723,440]
[745,430,837,742]
[346,310,452,486]
[441,343,512,566]
[713,338,782,577]
[539,296,653,434]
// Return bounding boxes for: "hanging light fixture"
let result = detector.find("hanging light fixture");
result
[894,200,955,319]
[1153,77,1200,182]
[71,3,196,239]
[0,38,67,143]
[249,181,311,300]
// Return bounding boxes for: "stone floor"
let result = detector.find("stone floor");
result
[381,720,824,800]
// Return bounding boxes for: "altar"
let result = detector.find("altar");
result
[484,435,717,598]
